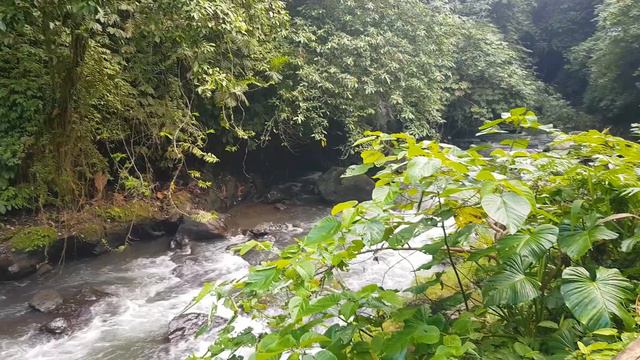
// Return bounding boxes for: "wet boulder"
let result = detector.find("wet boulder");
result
[6,256,41,279]
[265,182,304,203]
[41,317,70,335]
[29,289,63,312]
[317,167,374,203]
[36,263,54,277]
[170,258,198,279]
[242,222,304,246]
[171,211,227,250]
[168,313,226,343]
[0,248,44,281]
[36,287,110,336]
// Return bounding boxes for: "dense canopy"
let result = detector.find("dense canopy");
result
[1,0,640,358]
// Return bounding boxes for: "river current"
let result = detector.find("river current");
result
[0,202,437,359]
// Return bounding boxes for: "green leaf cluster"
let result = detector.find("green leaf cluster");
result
[193,109,640,359]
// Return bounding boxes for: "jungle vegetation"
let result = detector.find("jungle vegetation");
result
[2,0,640,357]
[195,110,640,359]
[2,0,639,214]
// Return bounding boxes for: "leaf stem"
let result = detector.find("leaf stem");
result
[437,193,470,311]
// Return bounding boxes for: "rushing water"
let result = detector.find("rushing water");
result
[0,202,438,360]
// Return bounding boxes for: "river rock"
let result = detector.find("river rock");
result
[36,287,110,336]
[172,211,227,250]
[240,247,279,266]
[265,182,304,203]
[41,317,70,335]
[170,258,198,279]
[29,289,63,312]
[168,313,225,343]
[317,167,374,203]
[0,250,43,281]
[36,263,54,276]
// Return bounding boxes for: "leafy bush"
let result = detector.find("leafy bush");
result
[191,109,640,359]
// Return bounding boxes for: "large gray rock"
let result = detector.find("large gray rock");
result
[171,211,227,250]
[29,289,63,312]
[317,167,374,203]
[240,246,279,266]
[168,313,226,343]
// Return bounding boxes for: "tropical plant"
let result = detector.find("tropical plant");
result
[0,0,288,209]
[189,108,640,359]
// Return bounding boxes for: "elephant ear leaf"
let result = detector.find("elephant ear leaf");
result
[484,256,541,306]
[561,267,633,330]
[481,192,531,234]
[558,225,618,260]
[498,224,558,260]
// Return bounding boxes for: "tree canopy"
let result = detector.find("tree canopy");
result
[0,0,638,213]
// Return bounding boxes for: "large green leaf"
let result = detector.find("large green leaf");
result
[246,266,279,291]
[404,156,441,184]
[484,256,540,306]
[354,220,386,245]
[558,225,618,260]
[481,192,531,234]
[305,216,341,246]
[314,350,338,360]
[561,267,632,330]
[498,224,558,260]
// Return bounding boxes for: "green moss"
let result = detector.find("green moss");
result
[96,201,154,223]
[191,211,219,224]
[171,191,193,211]
[76,222,105,243]
[11,226,57,252]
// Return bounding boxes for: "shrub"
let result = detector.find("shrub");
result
[189,108,640,359]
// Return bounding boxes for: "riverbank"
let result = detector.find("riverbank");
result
[0,201,329,359]
[0,165,375,282]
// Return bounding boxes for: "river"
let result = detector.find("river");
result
[0,202,437,359]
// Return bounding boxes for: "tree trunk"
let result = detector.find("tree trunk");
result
[52,30,88,202]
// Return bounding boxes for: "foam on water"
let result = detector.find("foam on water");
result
[0,245,253,360]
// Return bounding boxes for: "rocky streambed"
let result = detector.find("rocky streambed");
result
[0,202,329,360]
[0,168,405,359]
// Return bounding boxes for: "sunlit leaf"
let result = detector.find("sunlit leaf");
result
[404,156,441,184]
[305,216,341,246]
[558,225,618,260]
[498,224,558,260]
[561,267,632,330]
[481,192,531,234]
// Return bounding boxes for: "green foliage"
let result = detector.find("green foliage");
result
[267,0,458,146]
[0,0,288,209]
[571,0,640,127]
[266,0,578,147]
[191,109,640,359]
[10,226,57,252]
[561,267,633,331]
[481,192,531,234]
